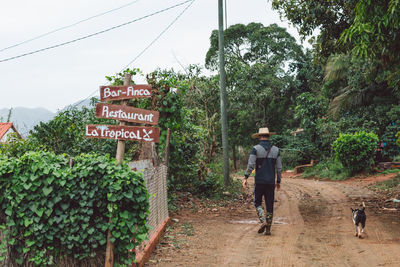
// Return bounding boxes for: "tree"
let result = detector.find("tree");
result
[183,65,221,164]
[340,0,400,63]
[6,108,12,122]
[206,23,302,71]
[205,23,305,149]
[339,0,400,91]
[294,92,327,135]
[30,101,119,157]
[270,0,358,61]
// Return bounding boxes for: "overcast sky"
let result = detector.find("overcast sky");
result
[0,0,304,112]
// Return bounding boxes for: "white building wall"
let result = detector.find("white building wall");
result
[0,128,15,143]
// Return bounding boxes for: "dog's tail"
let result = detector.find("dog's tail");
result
[362,202,366,208]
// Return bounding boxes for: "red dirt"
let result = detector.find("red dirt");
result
[145,172,400,267]
[342,172,398,185]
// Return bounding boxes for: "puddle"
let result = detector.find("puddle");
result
[230,219,259,224]
[230,217,289,225]
[273,217,288,225]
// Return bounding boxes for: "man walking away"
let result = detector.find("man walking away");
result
[243,127,282,235]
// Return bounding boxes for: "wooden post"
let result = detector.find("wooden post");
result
[105,73,132,267]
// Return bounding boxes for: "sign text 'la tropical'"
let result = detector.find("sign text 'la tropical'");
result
[85,125,160,142]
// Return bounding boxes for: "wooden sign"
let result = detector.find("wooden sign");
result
[85,124,160,143]
[95,103,159,125]
[100,85,152,101]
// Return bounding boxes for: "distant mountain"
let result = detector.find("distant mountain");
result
[0,107,55,137]
[0,98,97,137]
[62,97,97,111]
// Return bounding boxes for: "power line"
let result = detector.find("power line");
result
[47,0,194,111]
[72,0,196,111]
[122,0,195,70]
[0,0,141,53]
[0,0,193,63]
[172,50,189,74]
[70,89,99,110]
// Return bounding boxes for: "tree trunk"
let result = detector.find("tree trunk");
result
[232,145,237,172]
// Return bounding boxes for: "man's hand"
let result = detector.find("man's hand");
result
[275,183,281,190]
[242,178,249,190]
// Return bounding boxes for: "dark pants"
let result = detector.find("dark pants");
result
[254,183,275,214]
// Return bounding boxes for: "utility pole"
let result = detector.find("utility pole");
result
[218,0,230,186]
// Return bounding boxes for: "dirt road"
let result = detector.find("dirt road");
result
[146,174,400,267]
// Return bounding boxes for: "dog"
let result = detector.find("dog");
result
[351,202,366,238]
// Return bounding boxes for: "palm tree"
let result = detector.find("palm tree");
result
[324,54,372,118]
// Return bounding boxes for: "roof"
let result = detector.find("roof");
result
[0,122,21,140]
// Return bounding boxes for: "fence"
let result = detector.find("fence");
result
[128,159,170,266]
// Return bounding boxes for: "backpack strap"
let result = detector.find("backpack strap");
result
[257,145,273,169]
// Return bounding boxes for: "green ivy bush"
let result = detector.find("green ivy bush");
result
[332,131,379,174]
[0,151,149,266]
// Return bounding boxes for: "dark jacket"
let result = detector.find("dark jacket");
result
[244,140,282,184]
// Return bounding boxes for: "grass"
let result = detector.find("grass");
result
[302,158,351,180]
[370,174,400,191]
[163,225,186,249]
[179,223,194,236]
[378,168,400,175]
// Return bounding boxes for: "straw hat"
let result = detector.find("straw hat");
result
[251,127,276,139]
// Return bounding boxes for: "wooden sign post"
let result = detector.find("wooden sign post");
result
[86,74,161,267]
[104,74,128,267]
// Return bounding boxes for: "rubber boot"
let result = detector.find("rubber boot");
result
[256,206,267,233]
[265,213,273,235]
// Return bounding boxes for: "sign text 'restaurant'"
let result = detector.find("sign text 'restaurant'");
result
[85,125,160,142]
[100,85,152,101]
[95,103,159,125]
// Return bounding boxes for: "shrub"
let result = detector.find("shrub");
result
[0,133,45,158]
[397,131,400,148]
[381,123,400,160]
[332,131,379,174]
[278,135,319,169]
[29,103,121,157]
[302,158,350,180]
[0,151,149,266]
[280,149,304,170]
[193,173,222,197]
